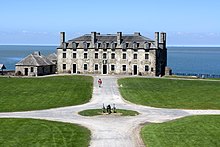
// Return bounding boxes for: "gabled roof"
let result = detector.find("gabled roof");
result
[16,52,54,66]
[0,64,6,70]
[47,53,57,61]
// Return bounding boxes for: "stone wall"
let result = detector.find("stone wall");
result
[15,65,56,76]
[57,48,157,76]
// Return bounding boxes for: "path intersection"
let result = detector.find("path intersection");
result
[0,75,220,147]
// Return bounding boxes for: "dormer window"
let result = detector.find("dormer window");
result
[103,42,107,49]
[144,42,151,49]
[72,42,77,49]
[126,43,129,48]
[122,43,126,49]
[83,42,87,49]
[133,42,137,49]
[106,43,109,48]
[98,43,102,49]
[111,42,116,49]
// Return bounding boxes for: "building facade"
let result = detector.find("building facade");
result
[57,32,167,76]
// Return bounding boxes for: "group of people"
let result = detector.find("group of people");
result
[102,103,116,114]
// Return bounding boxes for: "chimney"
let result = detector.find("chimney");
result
[60,32,65,44]
[91,32,97,45]
[117,32,122,45]
[134,32,141,36]
[160,32,166,47]
[155,32,159,49]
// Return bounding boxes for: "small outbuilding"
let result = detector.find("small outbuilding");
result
[0,64,6,75]
[15,51,56,76]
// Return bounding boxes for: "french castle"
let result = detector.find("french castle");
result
[57,32,167,76]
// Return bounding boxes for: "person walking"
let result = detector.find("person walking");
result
[98,78,102,87]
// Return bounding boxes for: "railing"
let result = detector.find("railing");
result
[173,73,220,79]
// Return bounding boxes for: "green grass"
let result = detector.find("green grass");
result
[0,118,90,147]
[141,115,220,147]
[0,76,93,112]
[118,78,220,109]
[78,109,139,116]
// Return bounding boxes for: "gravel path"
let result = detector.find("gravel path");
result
[0,75,220,147]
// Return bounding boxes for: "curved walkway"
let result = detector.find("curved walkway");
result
[0,75,220,147]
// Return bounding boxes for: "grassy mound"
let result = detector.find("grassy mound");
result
[0,76,93,112]
[78,109,139,116]
[118,78,220,109]
[0,118,90,147]
[141,115,220,147]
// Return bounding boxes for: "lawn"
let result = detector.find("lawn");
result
[118,78,220,109]
[0,76,93,112]
[0,118,90,147]
[141,115,220,147]
[78,109,139,116]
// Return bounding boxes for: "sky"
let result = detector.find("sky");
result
[0,0,220,46]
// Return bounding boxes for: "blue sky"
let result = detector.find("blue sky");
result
[0,0,220,45]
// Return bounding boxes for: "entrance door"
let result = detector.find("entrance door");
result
[133,65,137,75]
[73,64,77,74]
[24,68,28,76]
[103,65,107,74]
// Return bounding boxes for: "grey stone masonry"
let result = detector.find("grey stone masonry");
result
[57,32,167,76]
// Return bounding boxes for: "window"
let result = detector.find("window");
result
[122,53,126,59]
[145,43,150,49]
[145,49,149,52]
[95,49,99,52]
[63,64,66,70]
[83,42,87,49]
[63,53,66,58]
[122,65,126,71]
[111,42,116,49]
[103,53,107,59]
[133,54,137,59]
[111,53,115,59]
[72,42,77,49]
[111,65,115,71]
[133,42,137,49]
[145,65,149,71]
[84,64,88,70]
[122,49,126,52]
[145,54,149,59]
[95,64,98,70]
[122,43,126,49]
[84,48,88,52]
[151,67,154,72]
[103,49,107,52]
[111,49,115,52]
[63,49,66,51]
[31,67,34,72]
[73,48,77,51]
[95,53,98,59]
[73,53,76,58]
[106,43,109,48]
[84,53,87,59]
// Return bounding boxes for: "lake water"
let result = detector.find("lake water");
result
[0,45,220,75]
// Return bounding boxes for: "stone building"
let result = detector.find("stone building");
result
[57,31,167,76]
[15,51,56,76]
